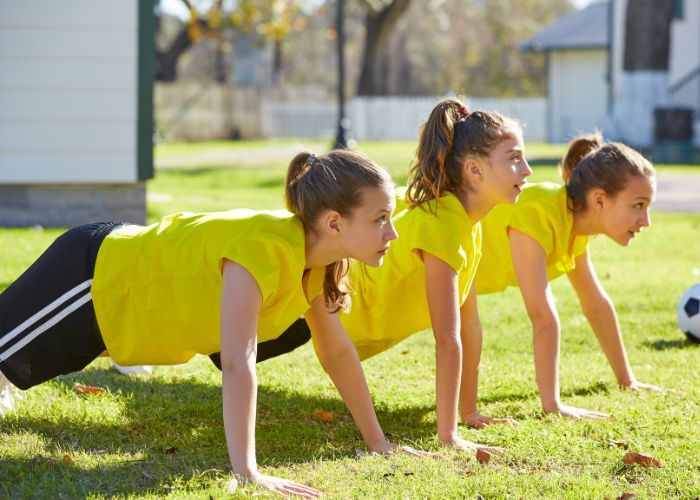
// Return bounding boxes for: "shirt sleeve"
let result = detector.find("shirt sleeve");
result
[508,199,556,255]
[406,208,466,273]
[222,237,284,303]
[572,235,590,258]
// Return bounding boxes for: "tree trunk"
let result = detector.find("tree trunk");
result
[272,39,284,85]
[357,0,412,96]
[155,17,208,82]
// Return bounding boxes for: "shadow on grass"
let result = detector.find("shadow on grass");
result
[158,166,227,177]
[564,379,611,397]
[255,177,285,188]
[1,368,436,497]
[479,379,609,406]
[643,337,700,350]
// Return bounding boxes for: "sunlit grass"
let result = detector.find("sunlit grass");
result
[1,140,699,498]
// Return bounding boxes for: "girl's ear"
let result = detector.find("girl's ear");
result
[463,157,483,186]
[588,188,606,210]
[320,210,342,235]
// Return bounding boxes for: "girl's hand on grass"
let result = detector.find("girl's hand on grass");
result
[545,403,610,419]
[621,380,669,393]
[232,472,321,498]
[369,439,444,458]
[462,410,518,428]
[443,436,504,455]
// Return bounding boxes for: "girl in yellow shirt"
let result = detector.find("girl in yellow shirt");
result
[470,133,664,421]
[0,150,435,497]
[211,98,532,453]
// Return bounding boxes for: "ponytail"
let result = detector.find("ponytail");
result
[562,132,655,212]
[406,98,522,210]
[560,132,603,184]
[285,150,392,312]
[406,100,463,207]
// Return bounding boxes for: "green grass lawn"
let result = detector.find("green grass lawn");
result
[1,140,699,498]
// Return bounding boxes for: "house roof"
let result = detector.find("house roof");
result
[520,1,609,52]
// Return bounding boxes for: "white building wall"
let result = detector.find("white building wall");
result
[610,0,626,105]
[0,0,139,184]
[549,49,608,143]
[669,0,700,111]
[607,0,700,146]
[669,0,700,88]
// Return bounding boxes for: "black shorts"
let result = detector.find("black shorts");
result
[208,317,312,370]
[0,222,124,390]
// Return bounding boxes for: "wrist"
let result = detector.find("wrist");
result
[541,399,561,413]
[231,465,258,482]
[460,407,478,420]
[617,374,636,387]
[438,429,460,445]
[365,435,391,453]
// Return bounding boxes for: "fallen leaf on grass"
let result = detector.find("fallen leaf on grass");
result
[62,455,74,464]
[73,384,106,395]
[313,409,334,422]
[606,439,628,449]
[129,424,144,437]
[617,493,636,500]
[622,451,661,467]
[476,448,491,464]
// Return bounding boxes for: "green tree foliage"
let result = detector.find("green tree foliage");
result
[376,0,573,96]
[160,0,574,97]
[156,0,305,82]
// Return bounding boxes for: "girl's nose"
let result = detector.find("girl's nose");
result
[386,220,398,241]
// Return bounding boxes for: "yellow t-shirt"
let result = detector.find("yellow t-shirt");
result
[475,182,589,294]
[341,191,481,360]
[92,210,324,365]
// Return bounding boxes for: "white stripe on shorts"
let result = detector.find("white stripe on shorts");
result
[0,279,93,361]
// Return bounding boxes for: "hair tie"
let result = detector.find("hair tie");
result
[290,153,318,187]
[457,105,470,120]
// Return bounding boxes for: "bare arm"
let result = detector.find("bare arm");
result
[423,252,502,452]
[306,295,437,457]
[220,260,320,497]
[459,286,517,428]
[306,295,391,452]
[567,252,665,392]
[509,230,608,418]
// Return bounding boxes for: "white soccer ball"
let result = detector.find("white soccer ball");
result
[678,283,700,342]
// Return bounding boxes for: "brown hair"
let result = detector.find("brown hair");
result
[286,150,392,312]
[561,132,655,212]
[406,98,522,209]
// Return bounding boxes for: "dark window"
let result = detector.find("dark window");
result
[674,0,684,20]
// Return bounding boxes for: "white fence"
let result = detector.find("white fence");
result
[155,83,547,141]
[262,96,547,142]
